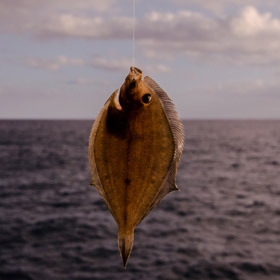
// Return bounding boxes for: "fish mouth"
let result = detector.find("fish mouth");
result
[117,66,144,109]
[127,66,143,88]
[130,66,142,75]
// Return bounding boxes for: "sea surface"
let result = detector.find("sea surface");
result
[0,120,280,280]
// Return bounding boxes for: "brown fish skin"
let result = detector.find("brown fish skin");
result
[89,67,184,268]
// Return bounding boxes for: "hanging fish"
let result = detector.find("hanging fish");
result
[89,67,184,268]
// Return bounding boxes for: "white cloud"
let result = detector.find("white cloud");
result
[0,0,116,32]
[216,79,268,96]
[139,6,280,65]
[171,0,280,13]
[25,55,84,71]
[89,57,171,73]
[36,14,132,40]
[0,0,115,14]
[90,57,131,71]
[68,78,113,87]
[51,0,116,12]
[74,78,96,86]
[25,55,129,71]
[24,55,170,74]
[231,6,280,36]
[3,2,280,66]
[144,64,171,73]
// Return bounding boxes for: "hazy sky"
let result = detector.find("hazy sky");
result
[1,0,280,119]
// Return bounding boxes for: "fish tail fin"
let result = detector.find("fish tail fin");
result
[118,228,134,269]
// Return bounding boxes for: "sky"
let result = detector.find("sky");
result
[1,0,280,119]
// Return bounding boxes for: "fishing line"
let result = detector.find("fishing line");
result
[132,0,136,67]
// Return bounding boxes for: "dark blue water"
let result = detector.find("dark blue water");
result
[1,120,280,280]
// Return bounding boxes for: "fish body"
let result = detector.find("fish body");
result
[89,67,184,267]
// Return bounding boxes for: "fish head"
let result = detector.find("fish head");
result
[115,67,154,111]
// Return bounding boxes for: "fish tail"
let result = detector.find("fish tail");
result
[118,228,134,269]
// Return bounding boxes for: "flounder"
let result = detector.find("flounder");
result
[89,67,184,267]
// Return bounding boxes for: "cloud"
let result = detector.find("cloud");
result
[25,55,84,71]
[215,79,279,96]
[231,6,280,36]
[90,57,171,73]
[50,0,116,12]
[139,6,280,65]
[144,64,171,73]
[172,0,255,10]
[68,78,114,87]
[3,2,280,66]
[0,0,115,15]
[24,55,170,73]
[33,14,134,40]
[171,0,280,13]
[90,57,132,71]
[73,78,97,86]
[24,55,129,71]
[0,0,116,32]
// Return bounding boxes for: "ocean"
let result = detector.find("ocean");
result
[0,120,280,280]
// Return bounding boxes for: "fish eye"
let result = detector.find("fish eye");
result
[142,94,152,104]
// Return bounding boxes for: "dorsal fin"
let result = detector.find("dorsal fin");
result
[139,76,184,219]
[88,90,118,220]
[144,76,184,165]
